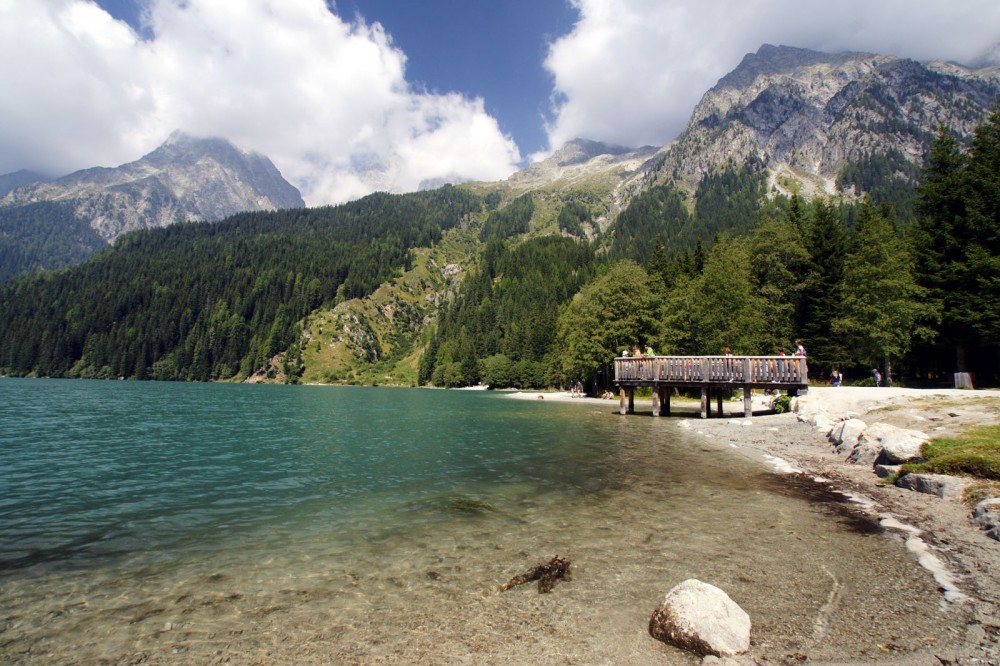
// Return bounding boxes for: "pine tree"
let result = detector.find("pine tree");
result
[912,125,968,371]
[798,199,849,372]
[834,199,931,382]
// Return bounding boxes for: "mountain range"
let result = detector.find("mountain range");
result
[1,43,999,385]
[3,44,998,278]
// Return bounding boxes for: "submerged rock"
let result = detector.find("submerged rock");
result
[648,579,751,657]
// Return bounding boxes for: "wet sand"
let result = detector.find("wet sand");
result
[2,387,998,664]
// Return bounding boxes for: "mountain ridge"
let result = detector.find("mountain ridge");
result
[1,131,304,244]
[646,44,1000,199]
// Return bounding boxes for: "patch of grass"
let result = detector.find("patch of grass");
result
[900,424,1000,480]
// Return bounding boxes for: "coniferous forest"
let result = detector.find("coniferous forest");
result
[1,111,999,389]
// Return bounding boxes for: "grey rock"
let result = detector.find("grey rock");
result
[896,473,970,501]
[874,464,901,479]
[876,426,928,464]
[649,579,751,657]
[972,498,1000,541]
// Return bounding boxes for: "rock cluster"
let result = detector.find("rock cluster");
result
[796,395,999,542]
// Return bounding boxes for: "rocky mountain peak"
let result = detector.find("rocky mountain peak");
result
[2,132,304,243]
[654,45,1000,198]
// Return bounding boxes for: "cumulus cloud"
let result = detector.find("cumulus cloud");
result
[541,0,1000,156]
[0,0,521,205]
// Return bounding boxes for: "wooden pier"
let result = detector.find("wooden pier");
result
[614,355,808,418]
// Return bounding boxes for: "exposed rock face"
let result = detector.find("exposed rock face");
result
[653,44,1000,196]
[648,579,751,657]
[507,139,663,231]
[1,131,304,243]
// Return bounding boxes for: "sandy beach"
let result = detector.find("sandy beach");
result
[511,385,1000,663]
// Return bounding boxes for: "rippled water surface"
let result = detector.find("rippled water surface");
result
[0,379,953,664]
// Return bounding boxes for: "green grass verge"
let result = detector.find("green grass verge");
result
[900,424,1000,480]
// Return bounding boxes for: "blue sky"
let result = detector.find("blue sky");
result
[2,1,999,205]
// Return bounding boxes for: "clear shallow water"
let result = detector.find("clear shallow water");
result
[0,379,954,664]
[0,380,620,575]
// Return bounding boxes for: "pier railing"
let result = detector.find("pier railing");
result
[614,355,808,385]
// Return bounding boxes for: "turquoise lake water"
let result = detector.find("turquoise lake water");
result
[0,379,951,664]
[0,379,621,575]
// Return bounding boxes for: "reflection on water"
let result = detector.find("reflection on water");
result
[0,382,955,663]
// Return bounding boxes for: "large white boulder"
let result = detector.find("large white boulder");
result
[846,422,927,466]
[873,424,929,463]
[829,418,867,455]
[648,579,751,657]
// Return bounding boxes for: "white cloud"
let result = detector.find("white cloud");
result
[0,0,521,205]
[542,0,1000,155]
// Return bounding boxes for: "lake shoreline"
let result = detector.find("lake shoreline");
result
[510,385,1000,663]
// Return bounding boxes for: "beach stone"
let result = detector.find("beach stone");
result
[649,579,751,657]
[849,422,927,467]
[896,473,970,501]
[845,433,883,466]
[876,427,929,464]
[830,418,867,455]
[874,464,901,478]
[972,498,1000,541]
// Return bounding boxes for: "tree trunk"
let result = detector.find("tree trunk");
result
[883,354,893,387]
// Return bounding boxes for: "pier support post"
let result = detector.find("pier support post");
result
[652,384,661,416]
[743,385,752,417]
[664,388,671,416]
[628,388,635,414]
[700,387,709,419]
[619,387,627,415]
[716,391,723,418]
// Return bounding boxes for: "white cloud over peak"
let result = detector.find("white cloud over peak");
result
[0,0,521,205]
[542,0,1000,155]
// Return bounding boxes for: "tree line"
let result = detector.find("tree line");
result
[0,186,481,381]
[423,110,1000,390]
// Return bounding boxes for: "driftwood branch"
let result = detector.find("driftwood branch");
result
[499,555,572,593]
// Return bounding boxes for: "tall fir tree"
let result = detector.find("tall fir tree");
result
[798,198,849,374]
[912,125,969,372]
[834,199,931,383]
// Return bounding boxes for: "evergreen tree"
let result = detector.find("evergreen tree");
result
[798,199,850,373]
[834,199,932,383]
[748,215,810,353]
[963,106,1000,349]
[912,125,968,372]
